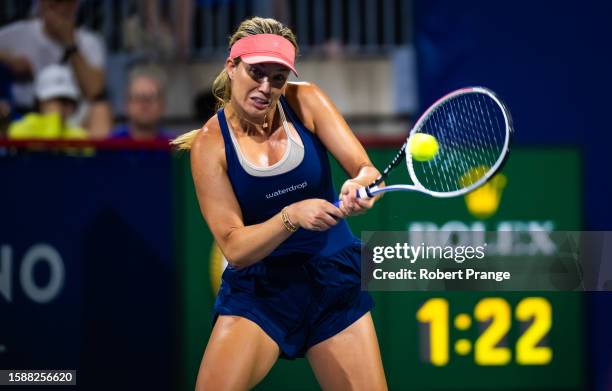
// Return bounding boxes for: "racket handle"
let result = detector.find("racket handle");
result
[333,187,372,208]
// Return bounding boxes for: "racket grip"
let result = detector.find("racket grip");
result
[333,187,371,208]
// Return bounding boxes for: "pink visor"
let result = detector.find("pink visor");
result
[229,34,298,76]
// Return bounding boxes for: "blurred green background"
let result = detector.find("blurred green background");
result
[176,146,583,391]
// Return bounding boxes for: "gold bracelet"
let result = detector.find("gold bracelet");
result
[281,207,298,233]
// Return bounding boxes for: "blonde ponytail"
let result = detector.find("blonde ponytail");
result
[170,128,201,150]
[212,67,232,111]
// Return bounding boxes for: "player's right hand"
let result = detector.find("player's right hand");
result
[286,199,344,231]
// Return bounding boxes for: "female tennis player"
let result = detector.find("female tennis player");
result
[173,17,388,391]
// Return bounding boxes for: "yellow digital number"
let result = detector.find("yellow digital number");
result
[417,297,553,367]
[516,297,553,365]
[474,297,511,365]
[416,298,449,366]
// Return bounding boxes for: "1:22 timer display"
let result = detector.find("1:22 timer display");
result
[417,297,552,366]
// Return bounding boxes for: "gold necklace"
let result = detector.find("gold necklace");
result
[245,111,270,129]
[228,103,276,133]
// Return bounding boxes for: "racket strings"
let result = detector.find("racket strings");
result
[433,101,474,191]
[455,96,489,176]
[462,96,493,181]
[433,109,461,192]
[473,94,499,167]
[449,100,479,185]
[410,91,508,193]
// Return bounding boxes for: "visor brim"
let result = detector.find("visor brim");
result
[240,54,299,77]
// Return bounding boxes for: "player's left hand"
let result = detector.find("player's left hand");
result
[339,179,374,217]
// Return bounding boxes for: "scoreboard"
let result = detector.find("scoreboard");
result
[372,292,582,390]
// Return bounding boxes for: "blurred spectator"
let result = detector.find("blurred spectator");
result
[0,64,12,137]
[0,0,112,138]
[110,72,169,141]
[123,0,175,60]
[8,64,86,139]
[0,101,10,138]
[175,0,194,60]
[122,0,193,61]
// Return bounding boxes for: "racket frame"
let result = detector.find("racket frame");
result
[364,86,513,199]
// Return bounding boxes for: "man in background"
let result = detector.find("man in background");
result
[0,0,112,137]
[110,72,169,141]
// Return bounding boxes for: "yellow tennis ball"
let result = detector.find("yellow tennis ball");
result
[409,133,439,161]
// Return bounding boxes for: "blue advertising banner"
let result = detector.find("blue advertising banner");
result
[0,150,175,390]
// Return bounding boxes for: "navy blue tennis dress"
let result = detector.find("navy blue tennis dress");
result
[213,95,373,359]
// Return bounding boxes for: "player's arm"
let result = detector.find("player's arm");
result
[288,82,381,214]
[190,118,342,268]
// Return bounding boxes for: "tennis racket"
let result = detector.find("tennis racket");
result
[336,86,513,205]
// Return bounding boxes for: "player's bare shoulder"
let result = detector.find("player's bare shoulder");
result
[285,81,322,103]
[191,114,227,168]
[284,82,322,132]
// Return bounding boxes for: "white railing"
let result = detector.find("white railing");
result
[1,0,413,56]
